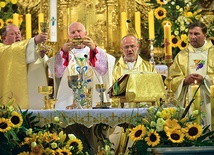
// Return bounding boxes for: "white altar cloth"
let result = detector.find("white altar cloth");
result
[28,108,147,128]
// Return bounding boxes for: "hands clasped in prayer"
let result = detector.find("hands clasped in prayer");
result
[183,73,203,86]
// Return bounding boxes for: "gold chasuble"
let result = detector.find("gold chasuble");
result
[0,40,30,109]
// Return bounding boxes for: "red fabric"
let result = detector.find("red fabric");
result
[61,48,69,67]
[89,47,98,67]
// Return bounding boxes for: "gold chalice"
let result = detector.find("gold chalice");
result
[39,22,53,53]
[67,75,82,109]
[95,84,109,109]
[38,86,57,109]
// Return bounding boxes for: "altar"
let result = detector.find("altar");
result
[28,108,147,128]
[27,108,146,154]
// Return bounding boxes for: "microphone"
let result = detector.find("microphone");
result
[126,19,140,40]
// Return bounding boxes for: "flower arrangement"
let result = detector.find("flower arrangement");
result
[147,0,214,57]
[0,98,86,155]
[127,104,214,155]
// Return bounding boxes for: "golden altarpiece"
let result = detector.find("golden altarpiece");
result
[17,0,214,60]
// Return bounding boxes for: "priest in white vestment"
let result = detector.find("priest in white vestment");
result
[0,24,49,109]
[55,22,115,109]
[170,22,214,129]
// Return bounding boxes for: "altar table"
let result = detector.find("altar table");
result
[28,108,147,128]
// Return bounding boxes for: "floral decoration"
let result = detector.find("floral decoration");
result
[147,0,214,57]
[127,104,214,155]
[0,98,86,155]
[0,0,23,42]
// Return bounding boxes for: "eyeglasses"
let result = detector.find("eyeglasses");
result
[122,45,137,50]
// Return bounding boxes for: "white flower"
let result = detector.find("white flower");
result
[150,121,156,127]
[51,142,58,149]
[68,134,76,139]
[54,116,60,123]
[180,25,186,31]
[31,142,37,147]
[192,110,199,116]
[26,128,33,135]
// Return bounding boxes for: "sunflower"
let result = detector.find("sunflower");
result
[154,7,166,20]
[185,123,203,141]
[0,19,4,29]
[9,111,23,128]
[6,19,13,25]
[0,118,12,132]
[171,35,180,48]
[66,138,83,153]
[166,129,184,143]
[129,124,146,141]
[145,130,160,147]
[178,40,188,50]
[17,152,30,155]
[59,148,72,155]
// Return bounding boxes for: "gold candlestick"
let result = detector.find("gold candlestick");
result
[38,86,57,109]
[164,59,177,107]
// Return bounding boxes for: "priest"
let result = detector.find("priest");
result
[170,21,214,128]
[0,24,48,109]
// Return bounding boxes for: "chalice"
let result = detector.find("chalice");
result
[94,84,109,109]
[38,86,57,109]
[39,22,53,53]
[67,75,82,109]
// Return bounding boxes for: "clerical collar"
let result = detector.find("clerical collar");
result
[193,40,207,53]
[73,46,88,54]
[126,61,136,70]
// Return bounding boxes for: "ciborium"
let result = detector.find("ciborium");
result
[38,86,57,109]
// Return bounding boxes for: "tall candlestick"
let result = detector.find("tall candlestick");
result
[191,81,201,124]
[121,12,127,39]
[148,10,155,40]
[135,12,141,39]
[13,13,19,27]
[164,23,172,59]
[210,84,214,130]
[26,13,32,39]
[38,13,44,33]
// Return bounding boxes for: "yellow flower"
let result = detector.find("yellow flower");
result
[0,2,6,8]
[171,35,180,47]
[11,0,18,4]
[185,123,203,141]
[180,34,188,41]
[166,129,184,143]
[145,130,160,147]
[0,118,12,132]
[6,19,13,25]
[17,152,30,155]
[66,138,83,153]
[178,40,188,50]
[56,148,72,155]
[156,0,167,5]
[129,124,146,141]
[0,19,4,29]
[164,119,181,132]
[154,7,166,20]
[9,111,23,128]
